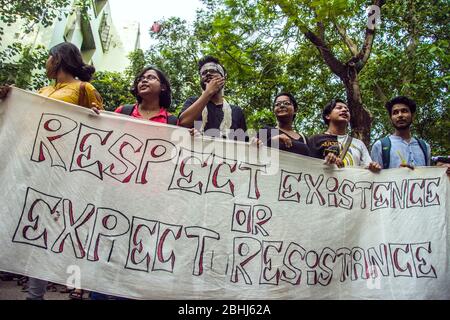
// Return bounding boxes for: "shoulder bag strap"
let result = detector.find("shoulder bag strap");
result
[339,135,353,160]
[77,81,87,107]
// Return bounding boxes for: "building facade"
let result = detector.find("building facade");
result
[0,0,140,72]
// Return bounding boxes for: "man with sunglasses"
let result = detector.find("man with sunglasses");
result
[178,56,247,141]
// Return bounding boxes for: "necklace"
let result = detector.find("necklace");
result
[139,105,159,118]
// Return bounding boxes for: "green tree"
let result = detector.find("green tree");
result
[0,0,71,40]
[197,0,387,145]
[2,1,448,155]
[0,43,49,90]
[188,0,447,153]
[91,71,135,111]
[145,17,202,113]
[361,0,449,153]
[0,0,73,90]
[125,49,146,81]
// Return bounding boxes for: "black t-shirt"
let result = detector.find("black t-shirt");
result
[259,126,310,156]
[308,133,340,160]
[180,97,247,140]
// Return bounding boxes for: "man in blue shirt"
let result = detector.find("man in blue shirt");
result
[371,96,431,169]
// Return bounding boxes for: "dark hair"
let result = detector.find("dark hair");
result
[274,92,299,122]
[322,98,347,125]
[130,66,172,108]
[198,55,227,76]
[385,96,417,115]
[273,92,298,111]
[49,42,95,81]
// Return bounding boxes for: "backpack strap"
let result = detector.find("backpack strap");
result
[415,138,429,166]
[299,132,307,144]
[120,106,178,125]
[380,136,391,169]
[77,81,87,107]
[338,135,353,160]
[120,104,135,116]
[167,114,178,125]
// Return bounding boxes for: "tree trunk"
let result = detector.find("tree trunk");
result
[277,0,384,146]
[341,64,373,146]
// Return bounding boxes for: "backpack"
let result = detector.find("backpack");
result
[120,104,178,125]
[380,136,428,168]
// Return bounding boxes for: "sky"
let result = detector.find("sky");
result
[108,0,203,49]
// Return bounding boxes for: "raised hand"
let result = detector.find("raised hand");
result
[204,75,225,97]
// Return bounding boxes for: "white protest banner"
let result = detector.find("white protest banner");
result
[0,88,449,299]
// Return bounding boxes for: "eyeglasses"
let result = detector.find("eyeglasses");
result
[138,74,160,83]
[274,101,292,108]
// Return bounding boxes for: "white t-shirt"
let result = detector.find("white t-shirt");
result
[336,135,372,167]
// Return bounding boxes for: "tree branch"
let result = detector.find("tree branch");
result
[374,82,388,104]
[355,0,385,72]
[316,21,325,41]
[334,22,358,56]
[303,29,346,77]
[274,0,346,77]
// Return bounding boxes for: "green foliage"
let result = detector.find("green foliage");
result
[1,1,448,154]
[145,17,203,112]
[359,0,449,153]
[0,0,71,90]
[0,0,71,41]
[91,71,135,112]
[132,0,448,154]
[125,49,146,81]
[0,43,49,90]
[171,0,447,153]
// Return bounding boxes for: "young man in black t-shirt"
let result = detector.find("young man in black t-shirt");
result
[178,56,247,141]
[308,99,381,171]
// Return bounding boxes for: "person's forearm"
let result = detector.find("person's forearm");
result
[178,92,213,127]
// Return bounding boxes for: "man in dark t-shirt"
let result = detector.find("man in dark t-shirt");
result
[178,56,247,141]
[308,99,381,171]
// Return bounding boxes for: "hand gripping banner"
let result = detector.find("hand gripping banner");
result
[0,88,449,299]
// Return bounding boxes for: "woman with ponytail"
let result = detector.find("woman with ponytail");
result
[0,42,104,300]
[38,42,103,112]
[1,42,103,112]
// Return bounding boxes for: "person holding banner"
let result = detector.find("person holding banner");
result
[114,66,177,125]
[178,55,247,141]
[308,99,381,171]
[0,41,104,300]
[370,96,431,170]
[0,85,9,100]
[434,156,450,176]
[259,92,310,156]
[0,42,103,113]
[89,66,175,300]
